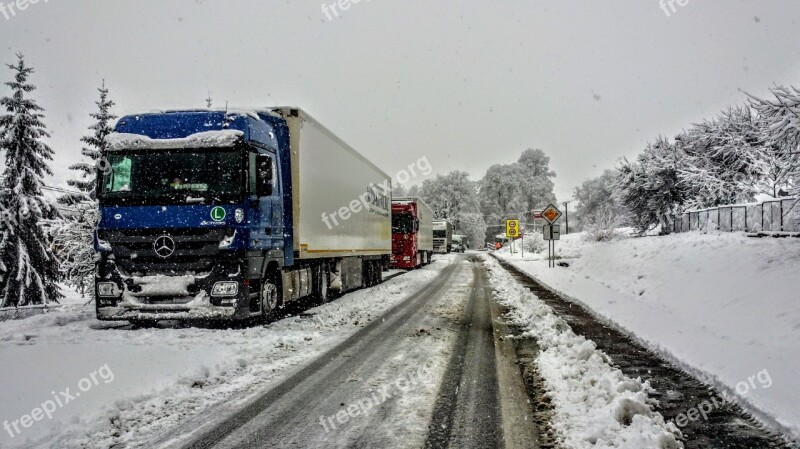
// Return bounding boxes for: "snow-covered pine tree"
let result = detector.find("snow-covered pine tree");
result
[0,54,62,307]
[59,81,116,204]
[52,81,114,297]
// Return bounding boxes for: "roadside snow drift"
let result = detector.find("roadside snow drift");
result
[498,231,800,441]
[484,256,683,449]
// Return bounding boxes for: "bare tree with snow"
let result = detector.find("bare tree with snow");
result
[419,171,486,247]
[617,137,687,235]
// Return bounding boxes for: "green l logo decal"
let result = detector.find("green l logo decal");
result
[211,207,226,222]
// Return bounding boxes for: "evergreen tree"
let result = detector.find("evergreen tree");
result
[52,82,115,297]
[0,54,61,307]
[60,81,116,204]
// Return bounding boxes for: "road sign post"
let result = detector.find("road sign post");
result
[506,219,520,254]
[541,204,562,267]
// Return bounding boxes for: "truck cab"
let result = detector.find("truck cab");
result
[452,235,467,253]
[432,220,454,254]
[390,198,433,269]
[94,109,390,324]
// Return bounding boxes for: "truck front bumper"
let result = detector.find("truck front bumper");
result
[95,256,261,322]
[390,253,418,269]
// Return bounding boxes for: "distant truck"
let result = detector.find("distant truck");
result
[433,220,454,254]
[452,235,467,253]
[390,198,434,269]
[94,108,392,324]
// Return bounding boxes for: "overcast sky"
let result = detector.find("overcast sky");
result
[1,0,799,201]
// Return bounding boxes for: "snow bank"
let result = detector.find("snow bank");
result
[498,231,800,441]
[0,263,447,448]
[484,256,683,449]
[106,130,244,151]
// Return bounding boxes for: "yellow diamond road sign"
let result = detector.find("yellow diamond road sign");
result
[506,219,520,238]
[542,204,562,224]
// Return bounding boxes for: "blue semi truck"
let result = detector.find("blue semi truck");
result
[94,108,392,324]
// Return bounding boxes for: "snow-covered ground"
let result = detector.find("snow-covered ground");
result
[484,255,683,449]
[497,231,800,441]
[0,261,449,449]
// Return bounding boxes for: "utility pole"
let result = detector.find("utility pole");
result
[563,201,572,234]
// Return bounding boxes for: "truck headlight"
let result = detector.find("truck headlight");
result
[97,282,121,298]
[211,282,239,297]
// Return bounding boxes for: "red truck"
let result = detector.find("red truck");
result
[391,198,434,269]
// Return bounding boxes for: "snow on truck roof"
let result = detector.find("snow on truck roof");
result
[106,130,244,151]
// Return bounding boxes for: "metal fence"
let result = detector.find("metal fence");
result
[669,198,800,234]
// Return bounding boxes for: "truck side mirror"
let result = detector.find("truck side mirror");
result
[256,154,273,197]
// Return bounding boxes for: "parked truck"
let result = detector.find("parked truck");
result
[432,220,454,254]
[94,108,392,324]
[390,197,433,269]
[451,235,467,253]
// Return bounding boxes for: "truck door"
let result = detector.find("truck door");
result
[248,150,279,252]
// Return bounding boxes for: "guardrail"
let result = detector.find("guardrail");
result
[669,198,799,235]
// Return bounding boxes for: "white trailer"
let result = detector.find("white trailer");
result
[433,220,454,254]
[276,108,392,260]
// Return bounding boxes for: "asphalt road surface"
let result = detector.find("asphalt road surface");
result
[168,255,537,449]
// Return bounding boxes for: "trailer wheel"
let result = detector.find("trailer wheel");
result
[363,260,381,287]
[261,282,279,321]
[312,263,332,305]
[363,261,374,287]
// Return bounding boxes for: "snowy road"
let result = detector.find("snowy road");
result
[167,255,536,449]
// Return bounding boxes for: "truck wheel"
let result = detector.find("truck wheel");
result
[312,263,331,305]
[261,282,279,321]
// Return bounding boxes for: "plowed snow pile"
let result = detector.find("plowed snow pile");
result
[484,256,683,449]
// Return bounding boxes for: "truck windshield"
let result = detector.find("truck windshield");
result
[392,213,415,234]
[433,230,447,238]
[100,149,243,205]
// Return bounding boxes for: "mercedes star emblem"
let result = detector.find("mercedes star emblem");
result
[154,236,176,258]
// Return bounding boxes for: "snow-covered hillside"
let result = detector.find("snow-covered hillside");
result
[497,232,800,441]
